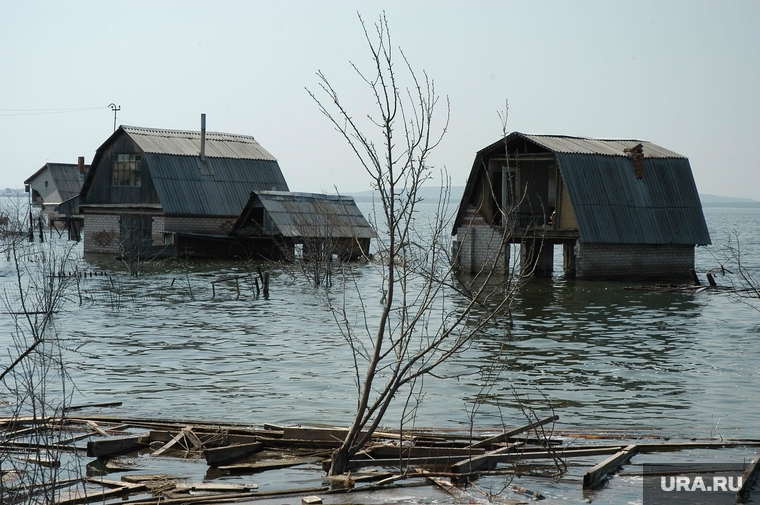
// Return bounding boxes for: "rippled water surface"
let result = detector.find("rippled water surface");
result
[1,203,759,503]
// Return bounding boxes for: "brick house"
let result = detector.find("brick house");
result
[451,132,711,280]
[79,118,288,257]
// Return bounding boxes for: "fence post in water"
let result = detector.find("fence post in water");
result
[263,272,270,297]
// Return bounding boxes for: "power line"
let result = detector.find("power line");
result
[0,106,108,117]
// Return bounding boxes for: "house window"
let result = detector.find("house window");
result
[112,154,142,187]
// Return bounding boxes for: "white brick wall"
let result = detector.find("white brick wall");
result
[83,213,120,254]
[454,208,509,275]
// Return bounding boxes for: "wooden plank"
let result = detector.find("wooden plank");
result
[204,442,264,467]
[86,420,111,437]
[219,457,318,474]
[182,427,204,449]
[87,435,148,458]
[449,446,625,474]
[149,430,257,447]
[151,430,186,457]
[370,445,487,459]
[56,480,146,505]
[466,415,559,449]
[450,442,524,474]
[65,401,123,411]
[583,444,639,489]
[174,482,259,492]
[282,426,400,442]
[737,447,760,502]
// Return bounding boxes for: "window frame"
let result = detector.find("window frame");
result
[112,153,142,187]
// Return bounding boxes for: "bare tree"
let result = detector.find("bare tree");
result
[1,196,85,504]
[715,231,760,311]
[308,13,523,476]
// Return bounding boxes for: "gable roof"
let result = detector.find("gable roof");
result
[82,125,289,217]
[25,163,87,202]
[233,191,377,239]
[454,132,711,245]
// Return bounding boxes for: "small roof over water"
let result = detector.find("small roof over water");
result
[233,191,377,239]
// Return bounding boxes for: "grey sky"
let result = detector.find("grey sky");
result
[2,0,758,199]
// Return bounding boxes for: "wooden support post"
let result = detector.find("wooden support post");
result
[263,271,270,296]
[689,269,701,286]
[706,272,718,287]
[583,444,638,489]
[737,447,760,502]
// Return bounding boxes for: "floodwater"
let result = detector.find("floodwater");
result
[1,201,759,503]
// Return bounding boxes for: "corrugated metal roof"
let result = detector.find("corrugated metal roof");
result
[556,154,711,244]
[47,163,87,202]
[149,155,289,216]
[243,191,376,239]
[122,126,277,161]
[522,134,686,159]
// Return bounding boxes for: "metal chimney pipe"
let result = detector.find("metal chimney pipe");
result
[200,114,206,160]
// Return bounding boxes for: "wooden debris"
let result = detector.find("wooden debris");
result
[56,478,147,505]
[174,482,258,492]
[466,415,559,449]
[452,442,526,474]
[370,445,487,459]
[283,426,400,443]
[737,447,760,502]
[219,456,318,474]
[453,446,625,474]
[87,435,149,458]
[122,474,183,484]
[425,474,494,504]
[150,426,204,456]
[203,441,263,467]
[65,401,123,412]
[583,444,639,489]
[21,455,60,468]
[85,420,111,437]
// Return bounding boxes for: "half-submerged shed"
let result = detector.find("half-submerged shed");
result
[452,132,711,280]
[232,191,376,260]
[24,158,89,229]
[79,117,289,257]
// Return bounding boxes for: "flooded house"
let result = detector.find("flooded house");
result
[78,116,289,258]
[452,132,711,280]
[232,191,376,260]
[24,158,89,230]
